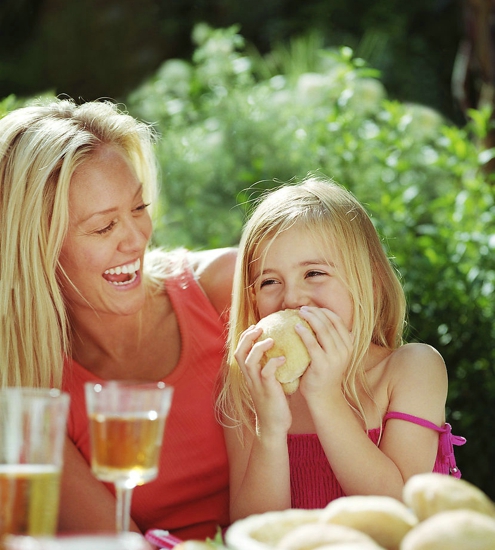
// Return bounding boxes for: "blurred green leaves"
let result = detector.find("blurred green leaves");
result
[3,23,494,497]
[127,24,495,496]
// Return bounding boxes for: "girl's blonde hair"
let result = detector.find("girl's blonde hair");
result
[0,98,158,389]
[218,176,406,431]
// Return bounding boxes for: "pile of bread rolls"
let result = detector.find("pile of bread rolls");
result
[224,473,495,550]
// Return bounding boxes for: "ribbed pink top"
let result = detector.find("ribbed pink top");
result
[288,412,466,509]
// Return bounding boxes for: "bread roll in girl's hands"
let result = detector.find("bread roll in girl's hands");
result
[255,309,314,395]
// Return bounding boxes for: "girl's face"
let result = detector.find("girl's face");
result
[59,144,152,318]
[252,225,353,329]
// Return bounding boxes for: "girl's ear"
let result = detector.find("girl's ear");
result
[249,284,259,320]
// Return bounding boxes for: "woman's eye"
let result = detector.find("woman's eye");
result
[133,203,150,213]
[95,221,116,235]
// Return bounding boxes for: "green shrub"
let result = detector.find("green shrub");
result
[127,24,495,498]
[2,24,493,498]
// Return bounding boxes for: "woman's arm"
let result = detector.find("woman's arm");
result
[58,437,141,533]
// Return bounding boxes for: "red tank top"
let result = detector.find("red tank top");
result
[63,253,230,540]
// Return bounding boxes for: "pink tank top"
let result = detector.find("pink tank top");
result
[288,411,466,509]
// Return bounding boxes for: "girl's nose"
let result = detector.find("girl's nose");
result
[282,285,309,310]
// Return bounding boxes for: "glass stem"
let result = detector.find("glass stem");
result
[115,482,134,533]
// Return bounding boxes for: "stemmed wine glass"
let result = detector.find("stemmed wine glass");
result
[84,381,173,533]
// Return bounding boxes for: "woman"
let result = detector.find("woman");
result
[0,98,235,539]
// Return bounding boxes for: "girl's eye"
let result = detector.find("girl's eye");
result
[95,221,117,235]
[306,270,326,278]
[259,278,278,288]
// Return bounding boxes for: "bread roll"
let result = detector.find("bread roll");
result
[225,509,322,550]
[314,545,385,550]
[403,473,495,522]
[256,309,313,395]
[276,523,382,550]
[400,509,495,550]
[320,495,418,550]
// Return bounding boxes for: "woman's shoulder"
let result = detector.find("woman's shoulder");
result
[188,247,237,316]
[188,247,237,275]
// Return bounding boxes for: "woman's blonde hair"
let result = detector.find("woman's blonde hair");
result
[0,98,158,388]
[218,176,406,431]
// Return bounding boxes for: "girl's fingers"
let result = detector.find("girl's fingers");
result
[299,306,353,351]
[235,331,280,389]
[260,355,286,382]
[235,327,264,366]
[233,325,291,432]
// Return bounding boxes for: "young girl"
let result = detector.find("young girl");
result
[217,176,465,521]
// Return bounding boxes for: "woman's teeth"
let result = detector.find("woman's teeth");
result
[104,258,140,276]
[103,259,140,285]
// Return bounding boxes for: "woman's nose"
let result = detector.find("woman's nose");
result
[118,218,150,253]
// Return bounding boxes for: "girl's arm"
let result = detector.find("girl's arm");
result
[303,327,447,500]
[58,437,141,532]
[224,422,291,521]
[225,326,293,521]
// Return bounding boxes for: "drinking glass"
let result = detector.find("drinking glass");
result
[4,533,153,550]
[84,381,173,533]
[0,388,70,539]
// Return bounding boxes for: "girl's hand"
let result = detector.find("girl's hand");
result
[234,325,292,436]
[296,306,354,402]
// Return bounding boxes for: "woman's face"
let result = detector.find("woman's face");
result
[251,225,353,329]
[59,144,152,318]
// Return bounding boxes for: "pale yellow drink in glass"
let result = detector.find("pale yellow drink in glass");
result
[85,381,173,533]
[88,412,164,485]
[0,388,69,542]
[0,465,60,537]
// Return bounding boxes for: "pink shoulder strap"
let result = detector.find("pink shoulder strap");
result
[384,411,466,478]
[384,411,446,432]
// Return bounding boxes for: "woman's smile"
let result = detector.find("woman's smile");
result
[103,258,141,286]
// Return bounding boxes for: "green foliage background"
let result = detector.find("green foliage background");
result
[0,0,462,124]
[2,23,494,499]
[127,25,495,498]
